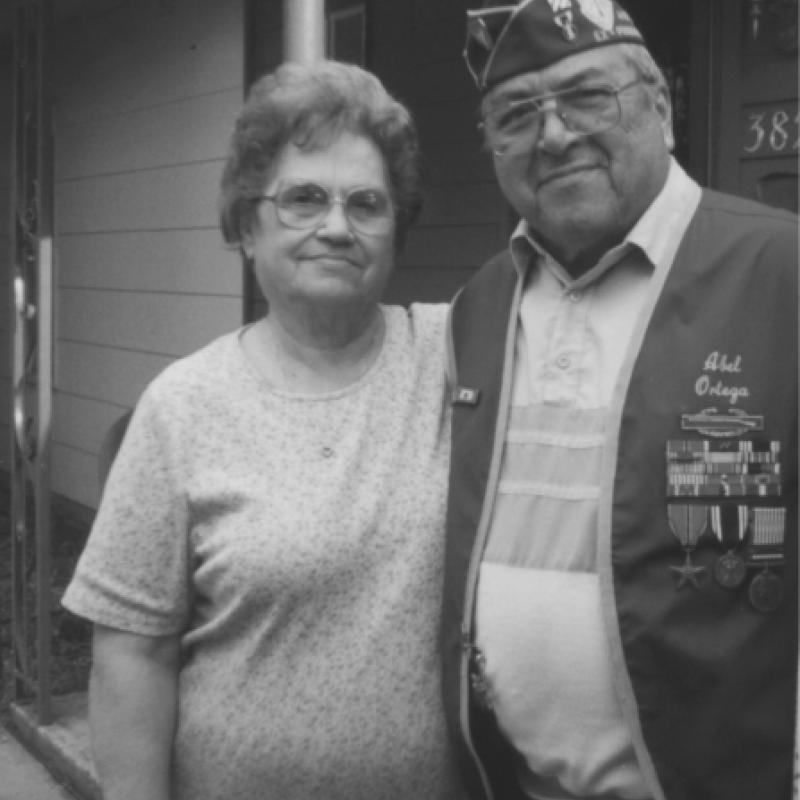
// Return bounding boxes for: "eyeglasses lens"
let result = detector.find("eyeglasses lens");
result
[275,182,392,235]
[488,86,623,152]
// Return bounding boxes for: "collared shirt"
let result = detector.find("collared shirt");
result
[508,157,703,409]
[475,159,702,800]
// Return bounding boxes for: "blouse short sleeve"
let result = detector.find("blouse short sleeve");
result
[62,383,191,636]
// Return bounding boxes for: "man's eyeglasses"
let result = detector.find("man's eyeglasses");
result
[483,79,642,155]
[261,182,394,236]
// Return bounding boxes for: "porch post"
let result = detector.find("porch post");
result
[283,0,325,63]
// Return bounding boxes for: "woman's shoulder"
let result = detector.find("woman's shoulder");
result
[375,304,449,393]
[139,328,247,411]
[382,302,449,346]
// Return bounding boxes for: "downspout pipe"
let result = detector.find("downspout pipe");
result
[283,0,325,63]
[35,0,55,727]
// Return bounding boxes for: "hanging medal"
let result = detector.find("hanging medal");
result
[746,507,786,612]
[710,504,748,588]
[667,504,709,589]
[468,645,493,711]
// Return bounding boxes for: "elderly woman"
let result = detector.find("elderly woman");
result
[63,61,463,800]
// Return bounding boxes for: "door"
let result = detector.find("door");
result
[713,0,798,212]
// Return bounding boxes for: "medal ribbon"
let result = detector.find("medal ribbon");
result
[667,504,708,548]
[751,507,786,547]
[710,504,747,548]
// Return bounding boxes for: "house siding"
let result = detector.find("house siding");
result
[50,0,245,507]
[376,0,510,306]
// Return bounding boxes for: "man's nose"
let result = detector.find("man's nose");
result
[536,105,582,155]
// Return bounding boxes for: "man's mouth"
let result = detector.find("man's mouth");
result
[538,163,599,187]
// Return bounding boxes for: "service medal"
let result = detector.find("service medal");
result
[748,568,784,613]
[715,551,747,588]
[745,507,787,612]
[667,504,709,589]
[710,504,748,588]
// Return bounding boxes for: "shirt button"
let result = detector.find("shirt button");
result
[556,354,571,370]
[568,290,582,303]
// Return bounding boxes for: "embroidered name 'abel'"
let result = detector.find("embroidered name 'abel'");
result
[695,351,749,405]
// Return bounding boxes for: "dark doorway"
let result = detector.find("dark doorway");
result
[620,0,693,170]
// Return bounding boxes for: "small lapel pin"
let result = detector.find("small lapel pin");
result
[452,386,481,406]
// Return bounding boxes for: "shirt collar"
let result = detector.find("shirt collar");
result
[509,157,702,287]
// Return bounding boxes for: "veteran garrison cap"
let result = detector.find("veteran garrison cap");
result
[465,0,645,93]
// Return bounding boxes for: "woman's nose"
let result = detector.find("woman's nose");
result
[316,198,354,240]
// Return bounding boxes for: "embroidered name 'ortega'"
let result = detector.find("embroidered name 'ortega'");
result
[695,351,750,405]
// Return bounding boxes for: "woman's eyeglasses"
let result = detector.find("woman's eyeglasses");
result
[261,182,394,236]
[483,79,642,155]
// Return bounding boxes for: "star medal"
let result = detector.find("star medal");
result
[710,504,748,588]
[746,507,786,612]
[667,504,709,589]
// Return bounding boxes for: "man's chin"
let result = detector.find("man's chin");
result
[536,197,615,232]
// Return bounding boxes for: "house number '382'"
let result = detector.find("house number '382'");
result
[742,108,800,155]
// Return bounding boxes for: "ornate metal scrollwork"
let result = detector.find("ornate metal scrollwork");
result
[746,0,798,52]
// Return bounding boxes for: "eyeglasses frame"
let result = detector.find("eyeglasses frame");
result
[482,77,644,155]
[259,181,394,236]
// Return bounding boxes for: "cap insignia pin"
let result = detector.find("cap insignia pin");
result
[553,10,578,40]
[468,17,494,51]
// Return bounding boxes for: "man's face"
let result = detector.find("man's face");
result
[484,46,674,274]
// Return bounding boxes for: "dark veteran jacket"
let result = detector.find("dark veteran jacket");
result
[442,189,798,800]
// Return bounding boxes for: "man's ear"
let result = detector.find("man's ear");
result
[653,84,675,153]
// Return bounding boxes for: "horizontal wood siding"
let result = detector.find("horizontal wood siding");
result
[370,1,510,305]
[58,229,240,295]
[57,339,174,408]
[49,0,245,508]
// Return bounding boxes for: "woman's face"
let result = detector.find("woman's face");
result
[243,132,396,318]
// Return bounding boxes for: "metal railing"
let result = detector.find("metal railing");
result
[9,0,54,725]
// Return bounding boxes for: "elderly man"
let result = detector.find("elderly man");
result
[441,2,798,800]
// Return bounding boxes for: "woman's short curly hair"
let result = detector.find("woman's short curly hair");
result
[219,60,422,251]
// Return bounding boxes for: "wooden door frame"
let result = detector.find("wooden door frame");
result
[687,0,716,187]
